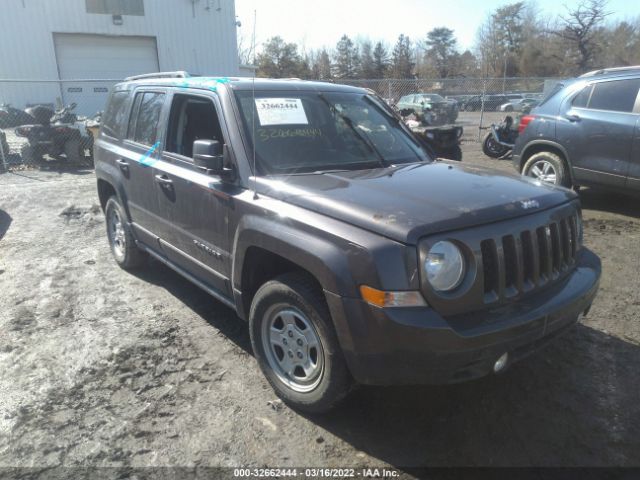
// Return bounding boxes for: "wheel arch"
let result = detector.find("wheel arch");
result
[231,217,361,321]
[95,168,133,222]
[519,140,574,183]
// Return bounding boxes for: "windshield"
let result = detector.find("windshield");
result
[234,91,430,175]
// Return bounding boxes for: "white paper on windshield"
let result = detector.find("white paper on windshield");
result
[255,98,308,125]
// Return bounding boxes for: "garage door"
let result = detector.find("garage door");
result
[54,34,159,115]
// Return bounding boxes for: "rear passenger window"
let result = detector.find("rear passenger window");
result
[128,92,165,145]
[587,79,640,113]
[572,85,592,108]
[101,91,129,138]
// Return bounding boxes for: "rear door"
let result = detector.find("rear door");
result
[152,91,235,298]
[560,78,640,188]
[120,89,167,246]
[625,109,640,190]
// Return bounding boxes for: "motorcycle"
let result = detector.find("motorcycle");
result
[14,103,91,166]
[481,115,519,159]
[398,107,463,161]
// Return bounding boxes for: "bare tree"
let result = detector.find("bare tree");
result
[553,0,611,72]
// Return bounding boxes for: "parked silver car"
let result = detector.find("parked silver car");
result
[498,98,539,112]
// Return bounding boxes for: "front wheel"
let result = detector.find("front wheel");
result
[522,151,570,187]
[249,273,352,413]
[20,145,42,165]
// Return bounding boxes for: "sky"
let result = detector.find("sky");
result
[234,0,640,54]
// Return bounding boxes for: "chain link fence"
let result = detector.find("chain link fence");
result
[0,76,562,172]
[336,77,562,144]
[0,79,117,172]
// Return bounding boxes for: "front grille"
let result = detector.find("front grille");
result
[481,212,579,303]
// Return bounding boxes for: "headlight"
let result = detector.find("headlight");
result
[425,241,466,292]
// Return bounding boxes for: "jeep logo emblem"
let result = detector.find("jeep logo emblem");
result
[520,199,540,210]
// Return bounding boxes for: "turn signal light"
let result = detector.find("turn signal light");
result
[518,115,535,134]
[359,285,427,308]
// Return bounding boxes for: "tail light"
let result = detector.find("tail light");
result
[15,126,32,136]
[518,115,535,134]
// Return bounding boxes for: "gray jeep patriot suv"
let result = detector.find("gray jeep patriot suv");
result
[95,72,601,413]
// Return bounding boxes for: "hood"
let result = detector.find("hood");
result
[258,162,576,244]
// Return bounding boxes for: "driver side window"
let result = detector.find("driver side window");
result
[165,94,223,159]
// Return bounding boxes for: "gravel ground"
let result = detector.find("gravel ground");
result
[0,141,639,475]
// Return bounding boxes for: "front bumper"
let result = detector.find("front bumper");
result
[325,248,600,385]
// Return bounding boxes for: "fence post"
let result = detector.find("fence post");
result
[478,77,488,142]
[387,80,391,102]
[0,132,6,173]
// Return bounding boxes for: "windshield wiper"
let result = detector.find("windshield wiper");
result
[317,93,386,168]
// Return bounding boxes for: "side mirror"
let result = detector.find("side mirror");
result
[193,139,224,174]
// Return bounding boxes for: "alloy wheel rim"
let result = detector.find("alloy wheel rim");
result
[529,160,558,184]
[109,209,126,258]
[261,305,324,393]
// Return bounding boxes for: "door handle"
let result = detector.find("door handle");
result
[566,114,581,123]
[154,174,173,186]
[116,158,129,170]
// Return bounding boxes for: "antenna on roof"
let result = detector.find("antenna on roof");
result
[251,9,258,200]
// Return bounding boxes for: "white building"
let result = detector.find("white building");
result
[0,0,240,115]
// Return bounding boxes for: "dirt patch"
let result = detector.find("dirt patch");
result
[0,148,639,471]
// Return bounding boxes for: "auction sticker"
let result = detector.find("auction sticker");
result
[255,98,308,125]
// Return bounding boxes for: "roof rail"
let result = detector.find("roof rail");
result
[579,65,640,78]
[124,71,193,81]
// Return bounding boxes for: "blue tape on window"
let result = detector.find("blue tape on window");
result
[139,141,160,166]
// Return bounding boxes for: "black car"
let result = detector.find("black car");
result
[95,72,600,413]
[462,94,510,111]
[513,66,640,191]
[395,93,458,124]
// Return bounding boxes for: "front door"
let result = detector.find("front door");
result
[561,78,640,188]
[152,91,234,298]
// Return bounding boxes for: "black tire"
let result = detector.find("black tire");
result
[464,104,475,112]
[504,105,514,112]
[249,272,352,414]
[63,139,82,163]
[482,132,510,158]
[104,196,146,269]
[20,145,41,165]
[522,151,570,187]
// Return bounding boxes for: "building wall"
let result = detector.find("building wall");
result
[0,0,239,108]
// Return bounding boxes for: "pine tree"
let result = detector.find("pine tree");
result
[390,34,414,79]
[372,42,390,78]
[333,35,360,79]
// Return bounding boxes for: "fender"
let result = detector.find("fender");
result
[231,214,370,303]
[95,154,133,222]
[520,139,575,183]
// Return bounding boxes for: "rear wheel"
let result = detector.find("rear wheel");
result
[482,132,510,158]
[63,139,82,163]
[105,196,146,269]
[523,151,570,187]
[249,272,352,413]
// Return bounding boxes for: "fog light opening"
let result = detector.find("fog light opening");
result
[494,353,509,373]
